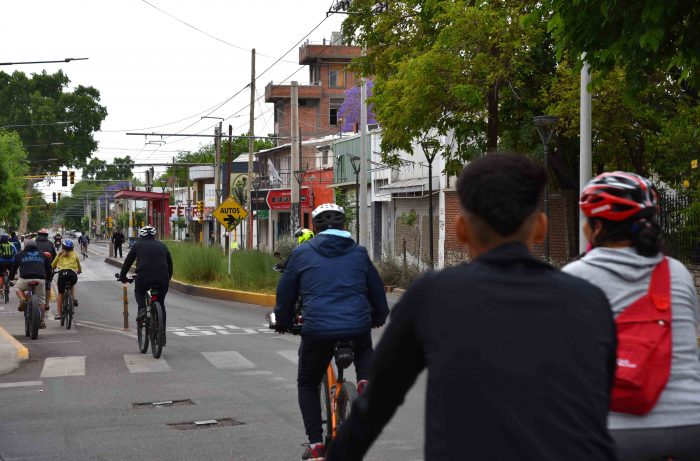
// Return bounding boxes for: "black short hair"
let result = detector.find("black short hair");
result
[457,153,547,238]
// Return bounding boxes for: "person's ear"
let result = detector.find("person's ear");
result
[531,212,547,245]
[456,213,470,246]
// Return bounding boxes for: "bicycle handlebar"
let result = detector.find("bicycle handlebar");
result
[115,273,136,283]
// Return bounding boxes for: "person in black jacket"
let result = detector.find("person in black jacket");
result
[275,203,389,461]
[35,229,56,313]
[10,238,53,329]
[112,229,125,258]
[118,226,173,341]
[327,154,617,461]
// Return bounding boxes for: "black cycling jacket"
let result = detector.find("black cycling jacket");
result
[328,242,617,461]
[119,237,173,281]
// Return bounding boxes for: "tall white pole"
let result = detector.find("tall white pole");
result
[290,81,300,236]
[359,79,368,247]
[580,57,592,253]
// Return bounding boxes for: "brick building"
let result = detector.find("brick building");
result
[265,33,362,144]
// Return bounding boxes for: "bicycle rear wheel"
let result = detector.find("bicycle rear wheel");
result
[336,381,358,429]
[64,290,73,330]
[24,304,30,337]
[320,373,332,448]
[3,279,8,303]
[150,301,164,359]
[30,295,40,340]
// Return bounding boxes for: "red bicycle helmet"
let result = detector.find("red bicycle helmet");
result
[580,172,658,222]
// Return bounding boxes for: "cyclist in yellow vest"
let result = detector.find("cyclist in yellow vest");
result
[51,239,81,320]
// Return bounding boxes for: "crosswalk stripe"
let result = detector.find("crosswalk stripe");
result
[277,349,298,365]
[124,354,172,373]
[40,356,86,378]
[201,351,255,369]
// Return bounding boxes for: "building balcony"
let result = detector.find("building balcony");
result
[299,42,362,65]
[265,81,322,102]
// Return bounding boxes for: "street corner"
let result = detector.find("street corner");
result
[0,323,29,375]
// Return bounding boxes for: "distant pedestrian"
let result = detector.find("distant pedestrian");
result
[328,154,617,461]
[112,229,125,258]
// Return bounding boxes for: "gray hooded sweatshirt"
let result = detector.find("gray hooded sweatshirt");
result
[563,247,700,430]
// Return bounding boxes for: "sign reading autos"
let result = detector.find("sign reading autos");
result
[266,188,311,210]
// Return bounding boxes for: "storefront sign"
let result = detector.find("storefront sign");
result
[266,188,311,210]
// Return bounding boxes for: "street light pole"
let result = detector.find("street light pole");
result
[420,139,440,270]
[349,155,361,240]
[533,115,559,261]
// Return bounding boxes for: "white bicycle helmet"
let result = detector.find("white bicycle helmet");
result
[312,203,345,231]
[139,225,156,237]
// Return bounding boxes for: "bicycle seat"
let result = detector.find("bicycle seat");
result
[28,281,40,286]
[334,341,355,370]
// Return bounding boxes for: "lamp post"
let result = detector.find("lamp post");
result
[533,115,559,260]
[420,139,440,269]
[293,170,307,228]
[252,177,262,249]
[349,155,361,240]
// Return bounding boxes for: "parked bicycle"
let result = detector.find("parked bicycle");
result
[12,280,41,340]
[116,273,165,359]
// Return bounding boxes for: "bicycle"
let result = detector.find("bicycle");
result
[12,280,41,340]
[57,269,77,330]
[80,243,88,260]
[266,312,359,448]
[1,268,10,304]
[116,273,165,359]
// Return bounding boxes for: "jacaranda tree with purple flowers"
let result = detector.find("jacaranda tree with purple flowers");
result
[337,80,377,132]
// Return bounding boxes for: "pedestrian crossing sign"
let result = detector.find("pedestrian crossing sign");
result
[213,196,248,231]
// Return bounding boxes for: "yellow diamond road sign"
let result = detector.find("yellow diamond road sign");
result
[213,196,248,230]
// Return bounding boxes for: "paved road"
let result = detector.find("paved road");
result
[0,243,425,460]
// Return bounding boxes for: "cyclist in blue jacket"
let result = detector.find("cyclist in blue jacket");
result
[275,203,389,461]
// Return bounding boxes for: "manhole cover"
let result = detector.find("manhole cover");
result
[167,418,245,430]
[132,399,195,409]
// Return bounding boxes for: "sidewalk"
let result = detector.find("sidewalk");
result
[0,304,29,375]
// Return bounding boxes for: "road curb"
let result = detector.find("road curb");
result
[104,257,275,308]
[0,324,28,375]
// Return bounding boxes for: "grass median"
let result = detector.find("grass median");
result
[164,242,280,294]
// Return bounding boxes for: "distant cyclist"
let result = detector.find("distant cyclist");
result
[118,226,173,342]
[78,232,90,257]
[35,229,57,314]
[0,233,17,289]
[9,231,21,253]
[53,233,62,248]
[51,239,81,320]
[276,228,315,272]
[9,238,52,329]
[274,203,389,461]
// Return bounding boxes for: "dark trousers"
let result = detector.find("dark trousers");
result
[298,332,373,444]
[114,243,123,257]
[134,277,169,327]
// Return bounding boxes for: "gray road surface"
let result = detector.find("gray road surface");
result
[0,242,425,460]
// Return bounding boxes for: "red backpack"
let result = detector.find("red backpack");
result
[611,257,672,415]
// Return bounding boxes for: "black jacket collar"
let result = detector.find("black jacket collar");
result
[476,241,552,269]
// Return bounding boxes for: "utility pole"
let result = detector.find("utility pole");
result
[171,156,176,240]
[214,122,223,246]
[580,56,592,253]
[358,78,368,247]
[225,124,233,255]
[247,49,256,250]
[290,81,300,236]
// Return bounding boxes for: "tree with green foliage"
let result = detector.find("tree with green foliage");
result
[0,131,28,229]
[55,180,105,230]
[342,0,553,172]
[549,0,700,90]
[26,191,50,231]
[0,70,107,232]
[83,156,135,180]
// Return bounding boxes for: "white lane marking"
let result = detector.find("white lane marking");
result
[124,354,172,373]
[201,351,255,369]
[40,356,86,378]
[277,349,298,364]
[20,340,81,345]
[75,320,137,339]
[0,380,43,388]
[235,370,274,376]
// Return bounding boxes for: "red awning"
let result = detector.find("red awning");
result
[114,190,170,201]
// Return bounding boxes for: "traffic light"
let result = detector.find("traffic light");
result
[61,171,68,187]
[52,192,56,203]
[197,200,204,217]
[69,171,75,185]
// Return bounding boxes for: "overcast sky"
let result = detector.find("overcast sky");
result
[2,0,345,195]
